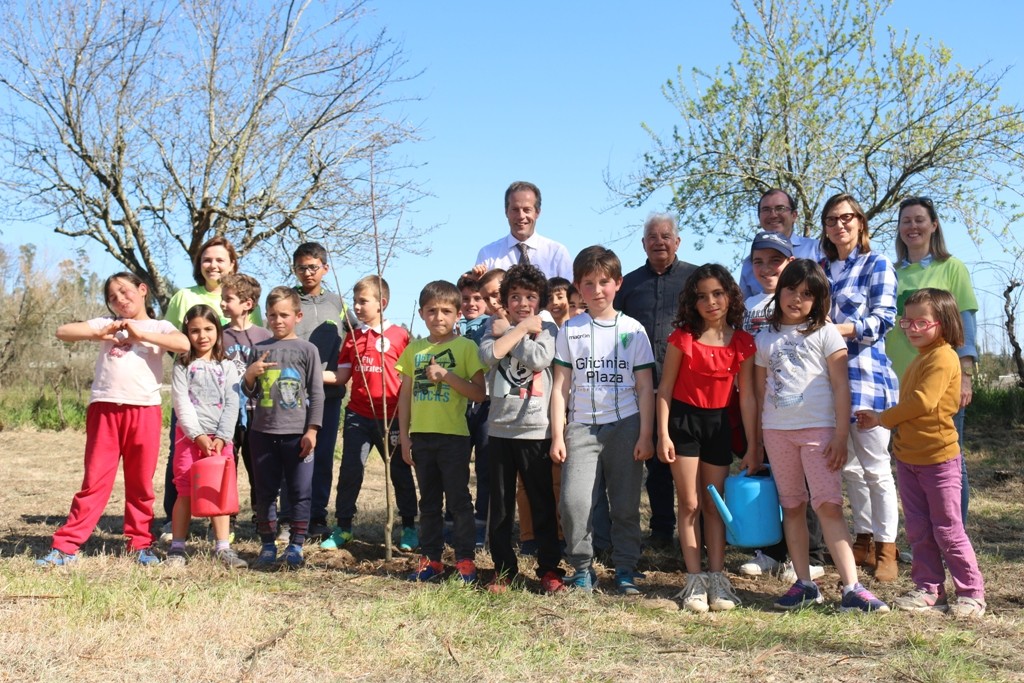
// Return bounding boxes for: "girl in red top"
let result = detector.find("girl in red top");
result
[656,264,759,613]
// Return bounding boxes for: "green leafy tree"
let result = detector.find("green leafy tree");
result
[0,0,421,311]
[621,0,1024,252]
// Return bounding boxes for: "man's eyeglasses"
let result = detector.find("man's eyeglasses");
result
[759,205,792,215]
[899,317,941,332]
[823,213,857,228]
[294,264,324,275]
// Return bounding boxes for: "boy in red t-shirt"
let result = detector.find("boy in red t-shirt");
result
[320,275,418,551]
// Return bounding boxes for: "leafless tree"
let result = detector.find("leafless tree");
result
[0,0,423,311]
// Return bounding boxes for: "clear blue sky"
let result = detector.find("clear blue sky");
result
[12,1,1023,349]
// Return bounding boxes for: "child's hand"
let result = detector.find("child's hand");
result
[490,317,510,337]
[299,429,317,459]
[247,351,278,380]
[98,321,130,342]
[120,320,147,342]
[739,447,763,476]
[195,434,215,457]
[823,432,848,472]
[424,356,448,383]
[518,315,544,336]
[322,370,337,385]
[657,436,676,464]
[400,435,413,465]
[633,437,654,462]
[855,410,880,430]
[211,437,225,457]
[549,439,566,464]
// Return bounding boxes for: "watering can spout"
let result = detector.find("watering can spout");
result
[706,484,738,538]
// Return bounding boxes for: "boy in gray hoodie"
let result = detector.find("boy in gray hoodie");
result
[478,264,564,593]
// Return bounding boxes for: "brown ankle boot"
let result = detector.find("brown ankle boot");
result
[852,533,875,568]
[873,541,898,582]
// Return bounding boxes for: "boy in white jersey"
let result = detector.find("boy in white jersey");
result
[550,246,656,594]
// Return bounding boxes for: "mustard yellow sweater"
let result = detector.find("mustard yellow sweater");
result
[880,339,961,466]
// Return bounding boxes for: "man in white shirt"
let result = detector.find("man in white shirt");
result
[474,181,573,280]
[739,188,822,298]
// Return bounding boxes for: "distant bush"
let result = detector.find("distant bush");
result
[0,384,173,432]
[970,386,1024,426]
[0,386,87,431]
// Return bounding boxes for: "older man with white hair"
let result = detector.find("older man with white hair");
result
[615,212,697,549]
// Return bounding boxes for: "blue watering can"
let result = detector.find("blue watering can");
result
[706,467,782,548]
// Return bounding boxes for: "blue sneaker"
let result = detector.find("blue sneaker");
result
[284,544,304,568]
[36,549,77,567]
[320,527,353,550]
[841,583,890,613]
[398,526,418,552]
[774,580,824,610]
[408,556,445,582]
[564,568,595,593]
[255,543,278,567]
[614,569,641,596]
[135,547,161,566]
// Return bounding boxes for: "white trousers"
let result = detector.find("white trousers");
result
[842,425,899,542]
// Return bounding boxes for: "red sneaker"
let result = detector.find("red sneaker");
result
[456,558,477,584]
[408,556,445,582]
[541,570,566,594]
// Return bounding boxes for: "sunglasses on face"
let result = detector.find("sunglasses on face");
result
[823,213,858,228]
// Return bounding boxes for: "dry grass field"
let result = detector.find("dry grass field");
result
[1,426,1022,682]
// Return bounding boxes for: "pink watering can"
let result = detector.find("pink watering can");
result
[706,467,782,548]
[191,456,239,517]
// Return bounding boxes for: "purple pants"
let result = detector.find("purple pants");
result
[897,456,984,600]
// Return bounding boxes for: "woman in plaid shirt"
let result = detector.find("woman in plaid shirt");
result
[819,193,901,582]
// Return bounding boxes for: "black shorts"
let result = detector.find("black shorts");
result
[666,399,733,467]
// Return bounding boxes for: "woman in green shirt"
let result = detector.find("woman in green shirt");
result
[891,196,978,523]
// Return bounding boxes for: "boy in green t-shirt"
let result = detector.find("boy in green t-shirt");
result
[396,280,487,583]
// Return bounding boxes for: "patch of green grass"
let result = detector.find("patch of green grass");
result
[0,385,88,430]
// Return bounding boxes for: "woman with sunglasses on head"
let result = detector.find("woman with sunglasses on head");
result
[819,193,901,582]
[888,197,978,524]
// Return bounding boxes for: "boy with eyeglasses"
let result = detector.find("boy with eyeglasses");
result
[287,242,357,540]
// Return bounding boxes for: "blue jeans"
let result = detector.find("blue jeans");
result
[466,401,490,522]
[954,406,968,524]
[334,409,417,528]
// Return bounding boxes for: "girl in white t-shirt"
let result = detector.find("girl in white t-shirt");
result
[753,259,887,612]
[38,273,188,567]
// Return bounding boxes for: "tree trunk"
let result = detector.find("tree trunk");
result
[1003,281,1024,388]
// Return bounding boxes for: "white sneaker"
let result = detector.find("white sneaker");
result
[738,550,780,577]
[674,572,709,613]
[158,521,173,544]
[708,571,742,611]
[780,562,825,583]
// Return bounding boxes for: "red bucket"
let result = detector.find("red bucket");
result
[191,456,239,517]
